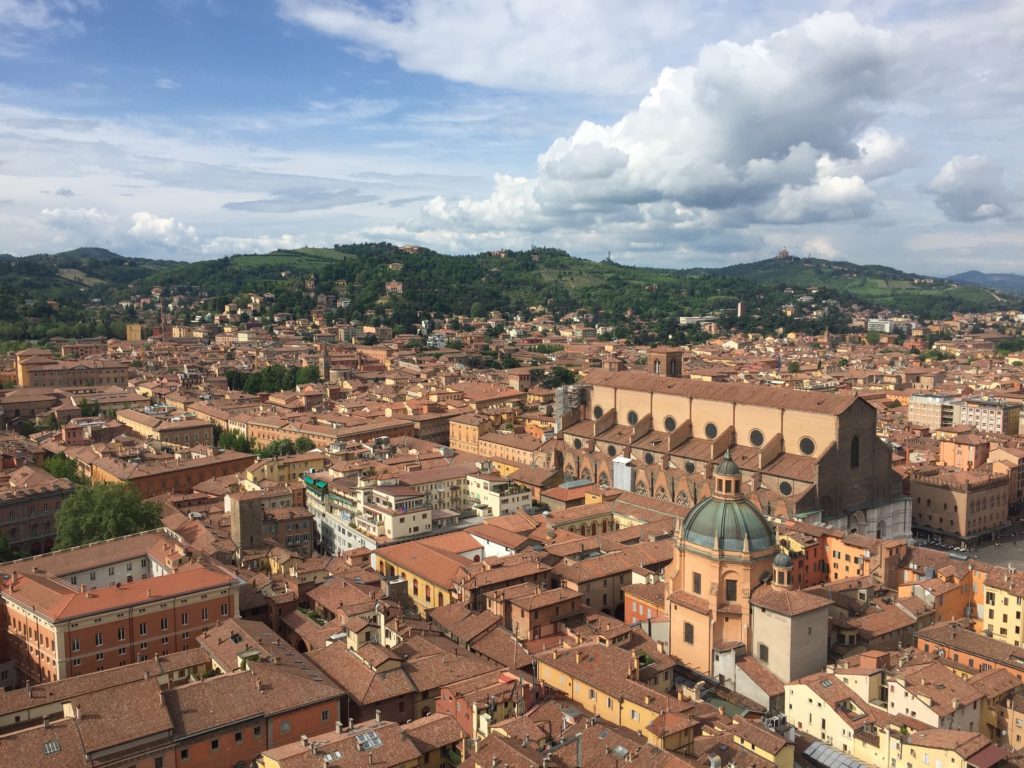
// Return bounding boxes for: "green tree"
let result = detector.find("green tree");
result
[865,330,881,345]
[43,453,83,484]
[54,483,162,550]
[541,366,579,388]
[79,399,100,417]
[217,430,253,453]
[295,436,316,452]
[786,361,801,374]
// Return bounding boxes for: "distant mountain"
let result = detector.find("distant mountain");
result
[947,270,1024,296]
[717,253,1006,316]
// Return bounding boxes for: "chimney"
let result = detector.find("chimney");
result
[335,721,344,734]
[300,735,309,747]
[375,708,381,723]
[576,732,583,768]
[349,717,355,731]
[575,650,583,664]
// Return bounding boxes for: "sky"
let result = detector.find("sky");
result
[0,1,1022,274]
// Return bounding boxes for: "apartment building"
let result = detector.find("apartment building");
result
[786,672,1003,768]
[73,447,254,498]
[116,407,215,447]
[0,530,241,682]
[535,643,697,750]
[909,469,1009,545]
[14,349,131,388]
[908,392,961,430]
[0,464,75,556]
[960,396,1021,436]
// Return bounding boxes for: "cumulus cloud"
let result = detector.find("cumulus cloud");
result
[801,237,841,260]
[200,233,301,256]
[927,155,1014,222]
[277,0,690,94]
[423,12,903,256]
[128,211,198,247]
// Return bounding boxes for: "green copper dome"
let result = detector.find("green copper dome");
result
[682,494,775,552]
[715,450,741,478]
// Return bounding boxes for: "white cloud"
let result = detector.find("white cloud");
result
[424,12,899,257]
[155,78,181,90]
[927,155,1015,222]
[128,212,198,247]
[801,237,841,260]
[0,0,95,55]
[277,0,691,95]
[200,233,301,255]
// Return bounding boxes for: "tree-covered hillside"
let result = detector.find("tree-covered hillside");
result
[0,243,1016,342]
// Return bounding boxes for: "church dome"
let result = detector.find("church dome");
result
[681,450,774,552]
[773,550,794,568]
[715,452,741,478]
[682,495,776,552]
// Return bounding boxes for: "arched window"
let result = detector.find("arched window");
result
[654,360,661,374]
[850,435,860,469]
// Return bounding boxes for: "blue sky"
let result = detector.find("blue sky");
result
[1,1,1022,273]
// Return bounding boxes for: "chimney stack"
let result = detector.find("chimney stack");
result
[375,708,381,723]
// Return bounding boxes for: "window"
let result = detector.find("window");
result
[160,617,168,631]
[155,758,164,768]
[593,405,604,419]
[850,435,860,468]
[779,481,793,496]
[627,410,638,426]
[254,726,262,737]
[180,748,189,760]
[725,579,738,602]
[664,416,677,432]
[607,445,617,457]
[72,638,80,652]
[94,633,103,647]
[749,429,764,447]
[644,452,654,465]
[181,612,189,626]
[684,622,694,644]
[704,422,718,439]
[139,622,147,636]
[630,710,639,721]
[692,572,702,595]
[758,643,769,663]
[221,603,229,616]
[118,627,126,641]
[799,437,816,456]
[322,709,330,721]
[211,738,219,751]
[235,731,243,743]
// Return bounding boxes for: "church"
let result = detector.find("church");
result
[663,453,831,702]
[559,347,910,539]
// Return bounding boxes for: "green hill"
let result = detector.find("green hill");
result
[719,254,1005,317]
[948,270,1024,296]
[0,243,1015,342]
